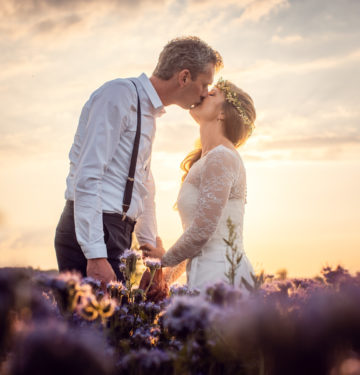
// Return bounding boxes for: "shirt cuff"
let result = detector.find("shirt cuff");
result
[137,237,157,248]
[81,244,108,259]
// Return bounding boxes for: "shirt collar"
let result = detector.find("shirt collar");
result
[136,73,166,117]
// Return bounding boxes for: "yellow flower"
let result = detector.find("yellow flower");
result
[77,295,116,321]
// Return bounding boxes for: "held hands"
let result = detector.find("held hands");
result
[139,237,168,302]
[140,236,166,259]
[139,268,169,303]
[87,258,116,290]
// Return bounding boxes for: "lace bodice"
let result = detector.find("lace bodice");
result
[161,145,247,269]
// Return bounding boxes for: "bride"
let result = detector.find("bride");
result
[141,78,256,292]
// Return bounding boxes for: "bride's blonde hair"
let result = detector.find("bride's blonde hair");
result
[180,81,256,182]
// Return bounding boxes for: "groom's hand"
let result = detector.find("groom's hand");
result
[87,258,116,290]
[140,237,165,259]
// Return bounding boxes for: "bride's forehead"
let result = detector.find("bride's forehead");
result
[209,87,223,95]
[209,86,218,92]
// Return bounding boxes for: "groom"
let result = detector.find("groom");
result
[54,36,223,287]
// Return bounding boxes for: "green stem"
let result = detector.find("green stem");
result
[144,269,156,296]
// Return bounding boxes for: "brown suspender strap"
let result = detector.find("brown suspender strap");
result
[121,79,141,221]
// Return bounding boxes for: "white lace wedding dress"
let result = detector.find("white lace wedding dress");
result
[161,145,255,292]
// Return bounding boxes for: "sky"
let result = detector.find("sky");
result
[0,0,359,278]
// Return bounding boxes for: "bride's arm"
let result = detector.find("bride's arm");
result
[163,261,187,285]
[140,240,186,284]
[161,148,239,267]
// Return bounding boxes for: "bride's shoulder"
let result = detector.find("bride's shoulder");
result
[206,145,242,165]
[202,145,245,180]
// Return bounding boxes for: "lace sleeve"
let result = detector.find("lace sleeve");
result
[163,261,187,285]
[161,147,239,267]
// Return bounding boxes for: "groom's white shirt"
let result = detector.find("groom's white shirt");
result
[64,73,165,259]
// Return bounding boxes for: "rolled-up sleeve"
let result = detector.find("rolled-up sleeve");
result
[74,82,135,259]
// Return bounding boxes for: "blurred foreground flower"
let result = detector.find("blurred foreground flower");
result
[120,249,142,291]
[7,320,114,375]
[77,295,116,323]
[143,258,162,295]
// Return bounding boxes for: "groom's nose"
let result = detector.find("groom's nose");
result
[202,88,209,98]
[200,92,208,101]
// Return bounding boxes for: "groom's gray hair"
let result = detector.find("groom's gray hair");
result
[153,36,223,80]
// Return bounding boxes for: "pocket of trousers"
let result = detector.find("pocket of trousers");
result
[55,209,77,238]
[103,214,132,260]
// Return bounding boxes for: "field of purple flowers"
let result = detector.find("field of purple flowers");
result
[1,253,360,375]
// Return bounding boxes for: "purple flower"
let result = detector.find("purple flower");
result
[118,349,173,374]
[8,320,114,375]
[321,265,351,285]
[120,249,142,262]
[81,277,101,290]
[119,263,127,273]
[163,295,214,339]
[205,281,243,306]
[169,283,199,297]
[57,271,82,283]
[144,257,162,271]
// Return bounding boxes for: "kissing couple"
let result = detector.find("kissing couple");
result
[54,36,256,297]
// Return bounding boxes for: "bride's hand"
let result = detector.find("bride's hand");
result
[140,237,165,259]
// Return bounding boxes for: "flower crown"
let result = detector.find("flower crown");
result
[215,78,255,136]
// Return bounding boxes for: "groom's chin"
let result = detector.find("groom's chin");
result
[177,102,192,110]
[190,101,202,110]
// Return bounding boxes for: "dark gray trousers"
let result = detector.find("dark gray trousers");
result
[54,200,135,282]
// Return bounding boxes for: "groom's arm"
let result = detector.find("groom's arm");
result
[73,81,136,262]
[134,169,158,248]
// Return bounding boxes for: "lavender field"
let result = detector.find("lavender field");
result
[1,250,360,375]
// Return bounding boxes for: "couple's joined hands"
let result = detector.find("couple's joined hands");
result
[140,236,166,260]
[139,267,169,302]
[86,237,167,299]
[140,237,168,302]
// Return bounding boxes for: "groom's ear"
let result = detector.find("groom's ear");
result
[177,69,191,87]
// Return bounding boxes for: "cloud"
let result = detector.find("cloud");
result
[0,0,296,43]
[236,0,289,23]
[0,0,165,40]
[271,34,303,44]
[239,49,360,79]
[0,228,51,251]
[32,14,83,35]
[154,122,198,154]
[0,126,72,163]
[1,0,359,166]
[0,210,5,227]
[257,135,360,150]
[0,227,58,268]
[269,0,360,38]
